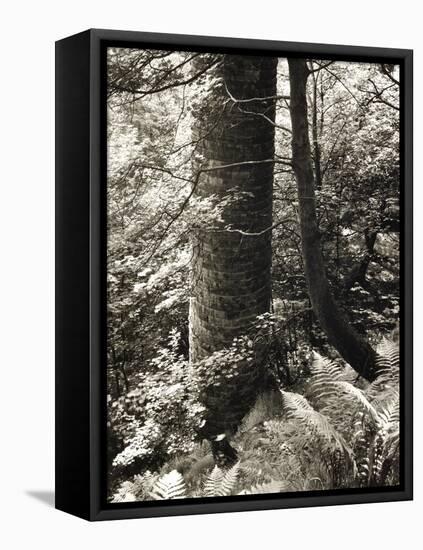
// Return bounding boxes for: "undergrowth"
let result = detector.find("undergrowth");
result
[109,340,400,502]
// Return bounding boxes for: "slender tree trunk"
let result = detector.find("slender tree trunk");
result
[311,69,322,189]
[288,58,377,381]
[190,54,278,437]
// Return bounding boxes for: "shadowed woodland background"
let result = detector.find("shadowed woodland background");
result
[106,48,400,502]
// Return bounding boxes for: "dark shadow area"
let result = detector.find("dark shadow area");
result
[26,490,55,508]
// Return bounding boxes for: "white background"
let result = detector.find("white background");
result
[0,1,420,548]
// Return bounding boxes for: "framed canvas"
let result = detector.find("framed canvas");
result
[55,29,413,521]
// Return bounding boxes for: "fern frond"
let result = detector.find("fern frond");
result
[377,393,400,428]
[376,340,400,374]
[371,432,386,483]
[281,391,351,456]
[204,465,223,497]
[311,353,345,379]
[281,391,332,440]
[221,461,240,495]
[204,462,240,497]
[367,340,400,400]
[334,381,381,425]
[384,430,400,461]
[307,354,344,405]
[150,470,186,500]
[308,352,383,428]
[353,412,372,486]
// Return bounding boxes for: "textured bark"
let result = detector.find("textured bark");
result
[311,70,323,189]
[190,55,278,436]
[288,58,377,381]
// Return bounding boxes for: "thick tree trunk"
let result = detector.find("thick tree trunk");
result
[288,58,377,381]
[190,54,278,437]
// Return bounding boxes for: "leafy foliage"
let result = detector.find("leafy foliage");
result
[109,329,206,476]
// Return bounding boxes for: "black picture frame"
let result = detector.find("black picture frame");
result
[55,28,413,521]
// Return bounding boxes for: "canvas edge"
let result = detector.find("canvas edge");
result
[55,28,413,522]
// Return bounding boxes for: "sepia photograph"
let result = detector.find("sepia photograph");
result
[105,47,401,503]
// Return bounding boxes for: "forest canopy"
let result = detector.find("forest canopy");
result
[106,48,400,502]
